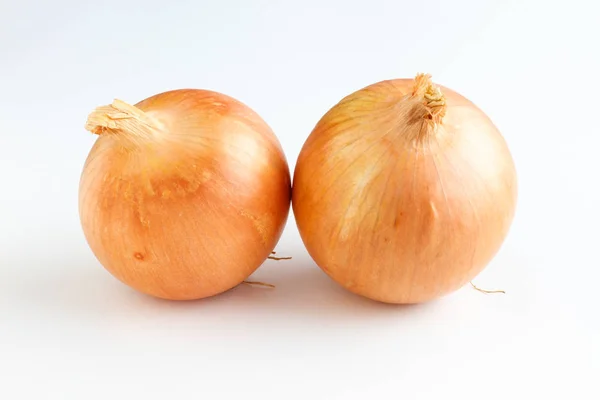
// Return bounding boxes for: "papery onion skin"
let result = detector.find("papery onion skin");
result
[292,74,517,304]
[80,89,291,300]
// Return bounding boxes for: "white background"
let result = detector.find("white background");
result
[1,0,598,399]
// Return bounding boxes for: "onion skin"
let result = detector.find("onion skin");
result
[80,89,291,300]
[292,74,517,304]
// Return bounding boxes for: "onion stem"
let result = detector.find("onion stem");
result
[412,73,447,120]
[84,99,164,147]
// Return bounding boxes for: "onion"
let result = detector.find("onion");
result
[80,89,291,300]
[292,74,517,304]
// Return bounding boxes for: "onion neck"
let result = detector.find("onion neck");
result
[411,73,447,123]
[84,99,163,147]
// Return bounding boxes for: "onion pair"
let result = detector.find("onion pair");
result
[80,73,517,304]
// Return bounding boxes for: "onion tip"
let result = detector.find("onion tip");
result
[84,99,161,140]
[412,73,446,120]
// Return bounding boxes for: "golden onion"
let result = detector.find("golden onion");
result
[293,74,517,304]
[80,89,291,300]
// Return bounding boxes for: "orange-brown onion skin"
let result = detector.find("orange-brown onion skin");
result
[79,89,291,300]
[292,79,517,304]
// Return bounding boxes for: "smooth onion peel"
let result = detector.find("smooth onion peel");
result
[80,89,291,300]
[292,74,517,304]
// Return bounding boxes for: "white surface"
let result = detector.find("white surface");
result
[1,0,598,399]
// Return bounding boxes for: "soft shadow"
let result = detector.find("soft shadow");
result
[10,253,448,325]
[5,253,146,318]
